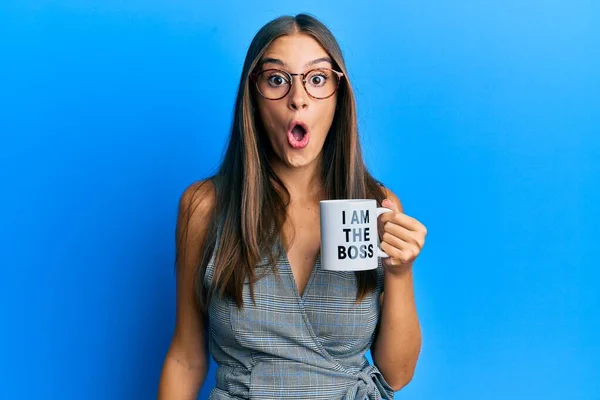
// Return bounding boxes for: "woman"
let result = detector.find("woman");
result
[158,13,427,400]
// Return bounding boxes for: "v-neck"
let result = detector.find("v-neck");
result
[278,239,321,302]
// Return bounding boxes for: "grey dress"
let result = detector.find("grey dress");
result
[205,236,395,400]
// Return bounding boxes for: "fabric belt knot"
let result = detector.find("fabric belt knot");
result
[342,371,382,400]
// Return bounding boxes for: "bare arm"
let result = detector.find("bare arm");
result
[371,189,423,391]
[158,180,215,400]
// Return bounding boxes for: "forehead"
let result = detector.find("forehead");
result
[261,33,330,68]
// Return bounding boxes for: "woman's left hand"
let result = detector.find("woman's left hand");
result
[379,199,428,275]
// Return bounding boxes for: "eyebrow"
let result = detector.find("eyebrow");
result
[259,56,333,69]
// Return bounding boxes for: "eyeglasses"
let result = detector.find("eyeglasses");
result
[250,68,344,100]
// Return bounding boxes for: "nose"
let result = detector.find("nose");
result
[287,75,308,111]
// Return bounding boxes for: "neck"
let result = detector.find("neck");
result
[271,157,325,204]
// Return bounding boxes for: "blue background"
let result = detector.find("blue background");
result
[1,1,598,399]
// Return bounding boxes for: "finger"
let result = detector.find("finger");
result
[381,231,411,252]
[379,211,424,233]
[382,221,423,247]
[380,241,417,264]
[381,199,399,212]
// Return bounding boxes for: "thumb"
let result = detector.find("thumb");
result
[382,198,398,212]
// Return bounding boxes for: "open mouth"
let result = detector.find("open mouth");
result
[287,122,310,149]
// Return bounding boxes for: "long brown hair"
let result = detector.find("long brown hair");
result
[180,14,386,312]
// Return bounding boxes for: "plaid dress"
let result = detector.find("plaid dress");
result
[205,237,395,400]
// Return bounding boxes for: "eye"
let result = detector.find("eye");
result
[307,71,329,87]
[267,72,289,87]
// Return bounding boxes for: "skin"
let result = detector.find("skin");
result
[257,33,427,391]
[255,33,339,296]
[256,34,337,172]
[157,33,427,399]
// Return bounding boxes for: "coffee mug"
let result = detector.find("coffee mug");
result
[319,199,393,271]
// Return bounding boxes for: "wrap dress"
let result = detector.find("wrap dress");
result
[204,234,395,400]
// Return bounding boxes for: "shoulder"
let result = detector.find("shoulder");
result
[179,179,216,214]
[377,182,404,213]
[177,179,216,240]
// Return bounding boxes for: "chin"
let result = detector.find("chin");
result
[280,149,318,169]
[285,155,313,168]
[271,138,323,169]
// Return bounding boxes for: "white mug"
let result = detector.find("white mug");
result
[319,199,393,271]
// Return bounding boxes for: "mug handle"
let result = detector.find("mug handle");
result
[376,207,394,258]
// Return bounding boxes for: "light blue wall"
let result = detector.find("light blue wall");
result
[1,1,598,399]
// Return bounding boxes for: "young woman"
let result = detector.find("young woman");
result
[158,13,427,400]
